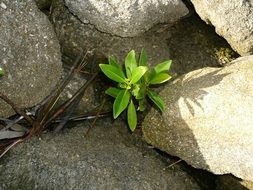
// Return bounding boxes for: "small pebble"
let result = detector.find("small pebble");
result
[0,2,7,9]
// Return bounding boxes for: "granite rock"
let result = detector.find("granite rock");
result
[34,0,52,10]
[65,0,189,37]
[143,56,253,181]
[0,0,62,117]
[191,0,253,56]
[50,0,238,77]
[0,120,201,190]
[50,0,172,69]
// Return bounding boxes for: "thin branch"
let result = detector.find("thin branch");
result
[39,53,84,124]
[45,72,98,127]
[59,110,110,122]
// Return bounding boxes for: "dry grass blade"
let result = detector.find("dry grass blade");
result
[0,139,23,159]
[0,93,33,125]
[0,51,108,159]
[38,53,83,124]
[52,72,98,132]
[56,110,110,122]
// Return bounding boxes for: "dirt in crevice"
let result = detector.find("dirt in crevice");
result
[167,12,239,76]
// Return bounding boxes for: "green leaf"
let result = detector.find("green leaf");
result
[105,87,121,98]
[130,66,148,84]
[132,84,146,100]
[127,100,137,131]
[99,64,126,83]
[132,84,140,98]
[149,73,172,84]
[138,99,146,112]
[119,82,130,89]
[139,48,148,66]
[154,60,172,73]
[146,69,155,82]
[113,89,130,118]
[147,90,165,112]
[125,50,137,78]
[0,68,4,76]
[109,56,120,68]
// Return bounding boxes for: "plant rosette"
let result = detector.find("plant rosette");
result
[99,49,172,131]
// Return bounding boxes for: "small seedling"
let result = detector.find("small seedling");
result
[99,49,172,131]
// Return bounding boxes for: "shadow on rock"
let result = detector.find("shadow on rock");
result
[143,67,231,172]
[176,69,230,116]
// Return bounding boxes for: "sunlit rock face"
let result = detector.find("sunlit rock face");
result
[190,0,253,56]
[143,55,253,181]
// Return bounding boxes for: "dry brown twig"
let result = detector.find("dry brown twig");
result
[0,52,109,158]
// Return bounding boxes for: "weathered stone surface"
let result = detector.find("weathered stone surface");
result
[167,13,239,74]
[0,120,201,190]
[60,70,99,114]
[190,0,253,56]
[50,0,238,77]
[50,0,172,69]
[34,0,52,10]
[0,0,62,117]
[65,0,189,37]
[143,56,253,181]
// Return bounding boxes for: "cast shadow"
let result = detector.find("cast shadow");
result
[147,68,231,175]
[177,69,230,116]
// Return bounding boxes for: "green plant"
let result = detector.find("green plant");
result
[99,49,172,131]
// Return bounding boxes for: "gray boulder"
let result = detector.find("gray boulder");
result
[0,120,201,190]
[190,0,253,56]
[51,0,238,77]
[50,0,173,69]
[64,0,189,37]
[0,0,62,117]
[143,56,253,181]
